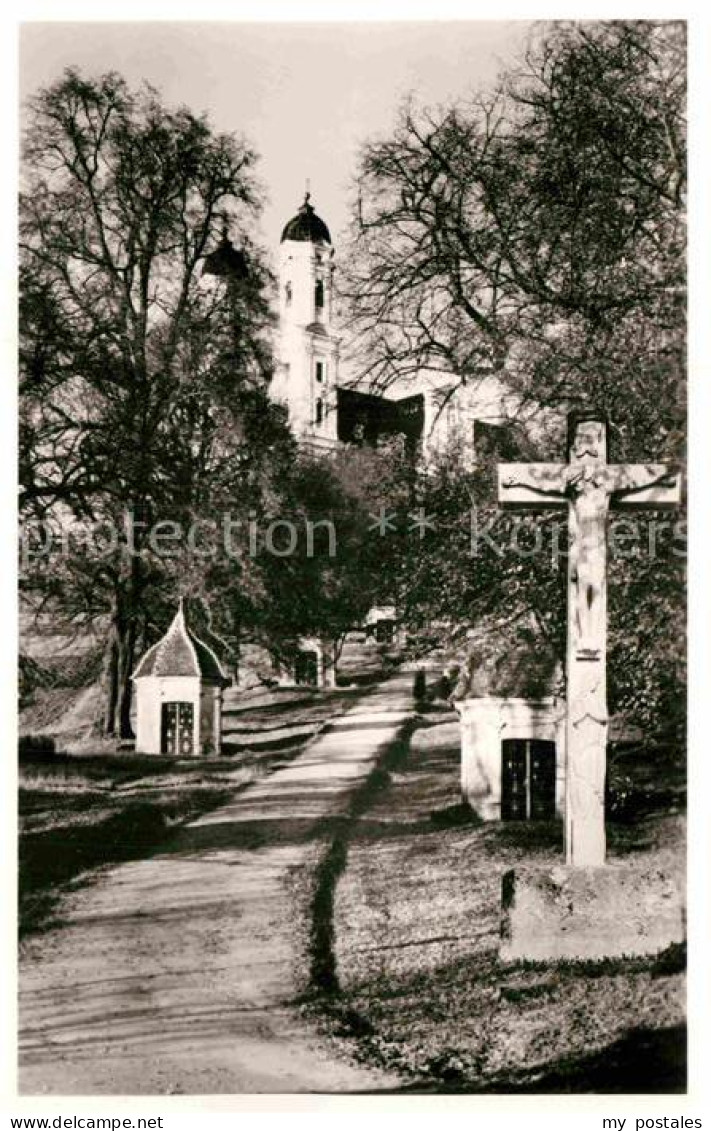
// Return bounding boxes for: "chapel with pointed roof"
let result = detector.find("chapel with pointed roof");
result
[132,602,229,756]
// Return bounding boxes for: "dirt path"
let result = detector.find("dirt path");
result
[19,673,414,1095]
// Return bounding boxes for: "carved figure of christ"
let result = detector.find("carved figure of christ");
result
[498,418,681,867]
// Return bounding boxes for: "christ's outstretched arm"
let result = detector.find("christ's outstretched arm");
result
[500,475,567,501]
[609,469,680,503]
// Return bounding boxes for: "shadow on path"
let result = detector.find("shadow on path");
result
[19,672,417,1095]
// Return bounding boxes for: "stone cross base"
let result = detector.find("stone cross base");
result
[500,865,685,963]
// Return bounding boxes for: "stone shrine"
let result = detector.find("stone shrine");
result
[452,623,565,821]
[132,602,230,757]
[274,636,338,689]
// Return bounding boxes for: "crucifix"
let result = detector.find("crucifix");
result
[498,416,681,867]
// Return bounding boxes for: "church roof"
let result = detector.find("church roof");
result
[132,602,228,685]
[202,234,249,280]
[281,193,331,245]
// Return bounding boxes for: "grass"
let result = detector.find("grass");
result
[222,686,363,752]
[317,711,686,1093]
[20,760,239,940]
[17,633,395,940]
[18,686,362,941]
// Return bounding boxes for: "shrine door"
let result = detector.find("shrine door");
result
[501,738,556,820]
[161,701,195,756]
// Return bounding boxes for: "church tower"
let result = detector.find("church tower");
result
[272,193,340,446]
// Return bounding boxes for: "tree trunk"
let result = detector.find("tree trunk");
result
[102,631,120,737]
[103,548,144,740]
[117,618,138,740]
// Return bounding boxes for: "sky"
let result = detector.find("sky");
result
[20,20,529,255]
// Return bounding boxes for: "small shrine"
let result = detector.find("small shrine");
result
[451,621,565,822]
[131,602,230,756]
[273,636,338,688]
[364,605,398,645]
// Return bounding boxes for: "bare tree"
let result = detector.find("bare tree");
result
[342,20,685,460]
[340,21,686,738]
[20,69,275,737]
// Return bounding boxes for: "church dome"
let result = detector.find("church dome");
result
[202,231,249,280]
[281,193,331,245]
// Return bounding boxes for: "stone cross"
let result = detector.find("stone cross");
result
[498,416,681,867]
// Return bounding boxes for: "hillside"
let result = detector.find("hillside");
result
[19,608,402,752]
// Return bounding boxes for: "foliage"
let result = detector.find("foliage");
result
[341,21,686,736]
[254,454,376,658]
[343,21,685,458]
[19,68,287,735]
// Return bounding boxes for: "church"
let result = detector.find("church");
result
[197,190,562,692]
[213,191,540,461]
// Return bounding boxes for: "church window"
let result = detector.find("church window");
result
[315,361,325,382]
[315,398,323,425]
[315,279,324,309]
[285,281,292,305]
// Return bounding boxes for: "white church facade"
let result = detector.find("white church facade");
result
[131,194,566,743]
[269,194,341,447]
[268,193,533,461]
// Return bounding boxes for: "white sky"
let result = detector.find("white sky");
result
[19,20,529,255]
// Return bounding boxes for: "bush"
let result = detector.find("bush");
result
[413,670,427,701]
[606,769,638,822]
[19,735,57,761]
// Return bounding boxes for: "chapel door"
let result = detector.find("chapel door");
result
[295,651,319,687]
[161,701,194,756]
[501,738,556,820]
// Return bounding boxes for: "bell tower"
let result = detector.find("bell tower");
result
[272,193,340,445]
